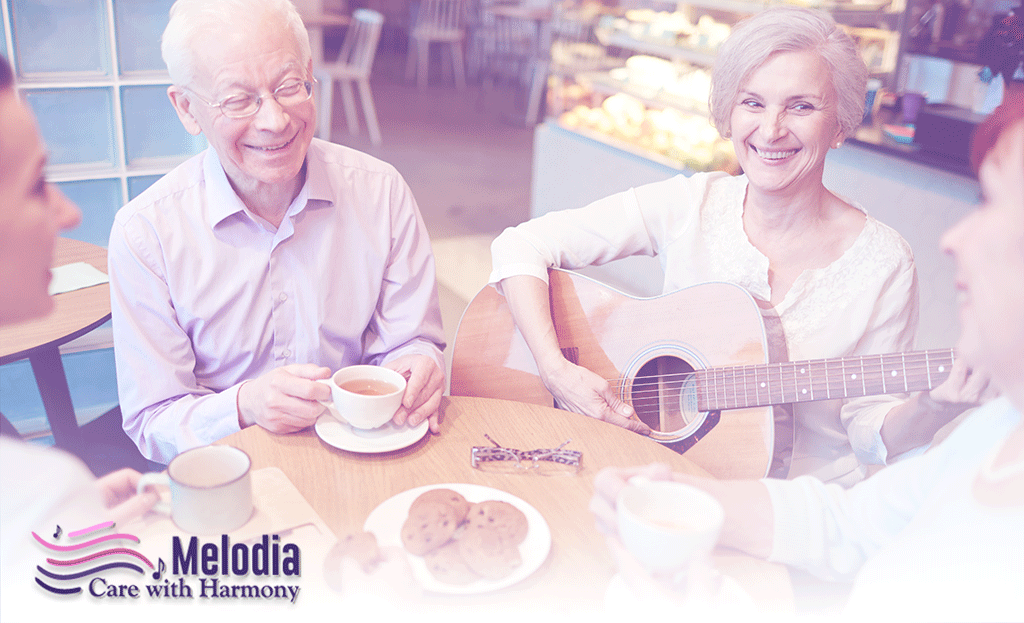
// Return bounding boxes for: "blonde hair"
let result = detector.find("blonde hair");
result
[709,6,868,138]
[161,0,311,87]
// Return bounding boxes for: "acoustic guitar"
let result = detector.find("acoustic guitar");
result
[451,268,956,479]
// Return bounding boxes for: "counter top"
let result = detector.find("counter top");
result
[849,108,975,179]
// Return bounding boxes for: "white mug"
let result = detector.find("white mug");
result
[137,445,253,535]
[317,364,406,429]
[616,477,724,574]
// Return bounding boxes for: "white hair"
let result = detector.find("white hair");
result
[161,0,311,86]
[709,6,868,139]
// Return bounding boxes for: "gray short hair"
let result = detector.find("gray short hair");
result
[709,6,868,139]
[161,0,311,87]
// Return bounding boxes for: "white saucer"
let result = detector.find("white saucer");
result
[314,405,428,454]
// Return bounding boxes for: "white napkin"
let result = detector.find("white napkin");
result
[48,262,109,295]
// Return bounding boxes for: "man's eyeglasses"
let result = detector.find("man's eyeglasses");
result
[471,435,582,476]
[185,77,316,119]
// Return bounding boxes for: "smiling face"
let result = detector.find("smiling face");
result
[167,19,315,207]
[941,120,1024,397]
[729,49,844,198]
[0,91,82,324]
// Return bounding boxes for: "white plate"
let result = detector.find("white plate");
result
[364,483,552,595]
[314,405,428,454]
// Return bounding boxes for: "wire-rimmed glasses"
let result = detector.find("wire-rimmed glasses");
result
[471,434,582,476]
[185,77,317,118]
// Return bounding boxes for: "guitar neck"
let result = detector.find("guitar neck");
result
[696,349,956,412]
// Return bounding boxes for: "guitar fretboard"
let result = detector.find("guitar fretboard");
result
[696,349,956,411]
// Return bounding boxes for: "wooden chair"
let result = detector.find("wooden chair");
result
[406,0,467,91]
[316,9,385,145]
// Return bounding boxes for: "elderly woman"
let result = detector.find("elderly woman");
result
[590,114,1024,620]
[489,6,985,485]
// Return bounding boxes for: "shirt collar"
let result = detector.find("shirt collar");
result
[204,148,249,229]
[302,140,335,208]
[204,143,334,230]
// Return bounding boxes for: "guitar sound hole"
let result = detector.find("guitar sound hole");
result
[631,356,697,434]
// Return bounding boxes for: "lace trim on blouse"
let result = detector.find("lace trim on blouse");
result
[700,176,910,345]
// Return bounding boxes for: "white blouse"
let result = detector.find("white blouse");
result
[490,172,919,485]
[764,396,1024,621]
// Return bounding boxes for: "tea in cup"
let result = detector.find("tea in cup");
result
[137,445,253,535]
[318,364,406,429]
[616,477,724,574]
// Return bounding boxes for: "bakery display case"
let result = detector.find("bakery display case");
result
[541,0,907,174]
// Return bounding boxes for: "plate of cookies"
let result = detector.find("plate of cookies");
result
[363,483,552,594]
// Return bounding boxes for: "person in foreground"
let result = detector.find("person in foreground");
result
[489,6,987,485]
[0,54,159,617]
[109,0,446,464]
[590,116,1024,621]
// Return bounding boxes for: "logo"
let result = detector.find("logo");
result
[33,521,153,596]
[31,524,303,604]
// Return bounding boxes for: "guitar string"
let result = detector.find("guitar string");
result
[596,350,954,384]
[599,351,954,384]
[605,354,955,407]
[615,370,948,396]
[606,364,953,391]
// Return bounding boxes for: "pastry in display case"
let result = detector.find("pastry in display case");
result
[543,0,906,174]
[556,92,737,172]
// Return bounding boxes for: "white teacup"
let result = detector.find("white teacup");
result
[137,445,253,535]
[317,364,407,429]
[616,477,724,574]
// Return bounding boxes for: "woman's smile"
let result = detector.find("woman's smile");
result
[730,49,843,196]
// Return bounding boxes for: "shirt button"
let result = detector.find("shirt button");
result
[279,293,288,302]
[282,349,291,358]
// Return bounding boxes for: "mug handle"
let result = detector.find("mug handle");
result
[137,472,172,516]
[315,379,334,406]
[316,379,345,420]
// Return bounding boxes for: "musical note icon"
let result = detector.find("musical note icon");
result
[53,525,62,540]
[152,558,166,580]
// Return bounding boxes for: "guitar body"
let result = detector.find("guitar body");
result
[451,269,775,479]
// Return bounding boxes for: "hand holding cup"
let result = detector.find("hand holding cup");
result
[616,476,725,575]
[317,365,407,430]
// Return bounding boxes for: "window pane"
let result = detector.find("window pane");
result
[122,85,207,166]
[114,0,175,75]
[26,88,117,170]
[63,348,120,425]
[58,179,123,247]
[11,0,110,79]
[0,359,46,437]
[128,175,164,200]
[0,349,119,439]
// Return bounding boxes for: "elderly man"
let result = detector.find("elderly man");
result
[109,0,445,464]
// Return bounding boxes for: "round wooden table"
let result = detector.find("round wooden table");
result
[218,395,791,614]
[0,238,110,450]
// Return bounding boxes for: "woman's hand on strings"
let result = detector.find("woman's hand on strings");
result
[540,358,651,435]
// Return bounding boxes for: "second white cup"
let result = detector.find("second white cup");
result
[318,364,407,429]
[616,477,724,575]
[137,445,253,535]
